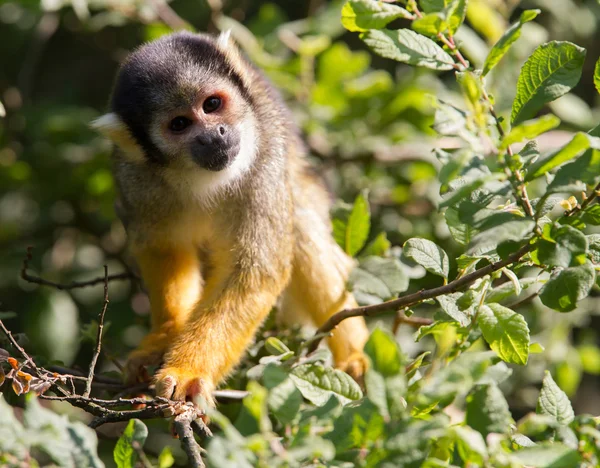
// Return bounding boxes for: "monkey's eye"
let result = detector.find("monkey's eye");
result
[202,96,222,114]
[168,116,192,133]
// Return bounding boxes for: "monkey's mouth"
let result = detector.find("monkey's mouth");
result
[190,143,240,172]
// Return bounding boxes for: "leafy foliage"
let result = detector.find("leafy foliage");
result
[3,0,600,467]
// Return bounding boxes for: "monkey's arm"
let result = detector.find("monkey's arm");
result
[154,243,290,406]
[125,245,202,382]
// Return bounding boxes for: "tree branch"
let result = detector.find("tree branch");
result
[306,243,534,353]
[84,265,109,398]
[21,246,136,290]
[174,409,206,468]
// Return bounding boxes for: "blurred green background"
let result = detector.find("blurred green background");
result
[2,0,600,463]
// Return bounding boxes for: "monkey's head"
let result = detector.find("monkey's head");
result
[93,31,258,180]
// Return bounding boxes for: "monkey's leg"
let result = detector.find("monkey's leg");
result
[154,247,290,407]
[283,229,370,382]
[125,246,202,383]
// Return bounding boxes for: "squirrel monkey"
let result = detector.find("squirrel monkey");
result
[93,31,369,406]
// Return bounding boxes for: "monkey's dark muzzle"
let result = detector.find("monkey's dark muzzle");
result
[190,125,241,172]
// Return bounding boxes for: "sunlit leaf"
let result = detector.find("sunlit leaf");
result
[361,29,455,70]
[512,41,586,125]
[537,371,575,425]
[483,9,540,76]
[478,303,530,365]
[341,0,412,32]
[404,238,449,279]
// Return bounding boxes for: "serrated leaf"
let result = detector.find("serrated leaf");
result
[453,425,487,465]
[501,115,560,150]
[364,327,402,376]
[341,0,413,32]
[114,419,148,468]
[290,364,362,406]
[361,28,455,71]
[466,383,512,437]
[511,41,586,125]
[483,9,540,76]
[582,204,600,225]
[539,261,595,312]
[526,132,592,181]
[537,371,575,425]
[404,238,450,278]
[478,303,530,365]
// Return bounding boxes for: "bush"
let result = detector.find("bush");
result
[1,0,600,467]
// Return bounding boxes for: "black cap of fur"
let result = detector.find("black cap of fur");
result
[110,32,252,163]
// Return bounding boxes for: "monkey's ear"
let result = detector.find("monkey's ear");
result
[217,29,232,48]
[91,113,145,161]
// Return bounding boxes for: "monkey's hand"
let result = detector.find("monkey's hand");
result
[154,365,216,409]
[124,324,180,384]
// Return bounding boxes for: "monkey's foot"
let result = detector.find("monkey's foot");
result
[154,366,216,410]
[337,352,369,387]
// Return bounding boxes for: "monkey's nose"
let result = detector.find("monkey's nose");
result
[218,125,226,136]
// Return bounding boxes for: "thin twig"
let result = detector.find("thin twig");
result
[392,311,433,334]
[0,319,38,371]
[567,181,600,217]
[21,247,135,290]
[84,266,109,398]
[307,243,534,353]
[174,410,206,468]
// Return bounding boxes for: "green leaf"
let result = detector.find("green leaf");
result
[436,293,471,326]
[404,238,450,279]
[525,132,592,181]
[361,231,391,257]
[478,303,530,365]
[445,206,476,245]
[347,191,370,256]
[511,41,586,125]
[537,370,575,425]
[420,0,446,13]
[114,419,148,468]
[594,56,600,95]
[364,327,403,377]
[536,224,588,268]
[411,13,447,37]
[582,204,600,225]
[349,256,409,303]
[290,364,363,406]
[158,447,175,468]
[468,220,535,256]
[264,337,292,356]
[539,261,595,312]
[332,191,371,256]
[361,29,455,71]
[466,383,512,437]
[264,364,302,424]
[483,9,540,76]
[341,0,412,32]
[446,0,468,35]
[501,115,560,150]
[513,443,582,468]
[587,234,600,263]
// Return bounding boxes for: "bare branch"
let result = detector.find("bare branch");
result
[84,265,109,398]
[174,409,206,468]
[392,312,433,335]
[306,243,534,353]
[21,247,135,290]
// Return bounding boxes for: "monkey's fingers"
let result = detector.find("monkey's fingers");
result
[124,349,164,385]
[154,367,216,410]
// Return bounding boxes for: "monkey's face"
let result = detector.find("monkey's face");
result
[152,85,248,172]
[94,32,260,196]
